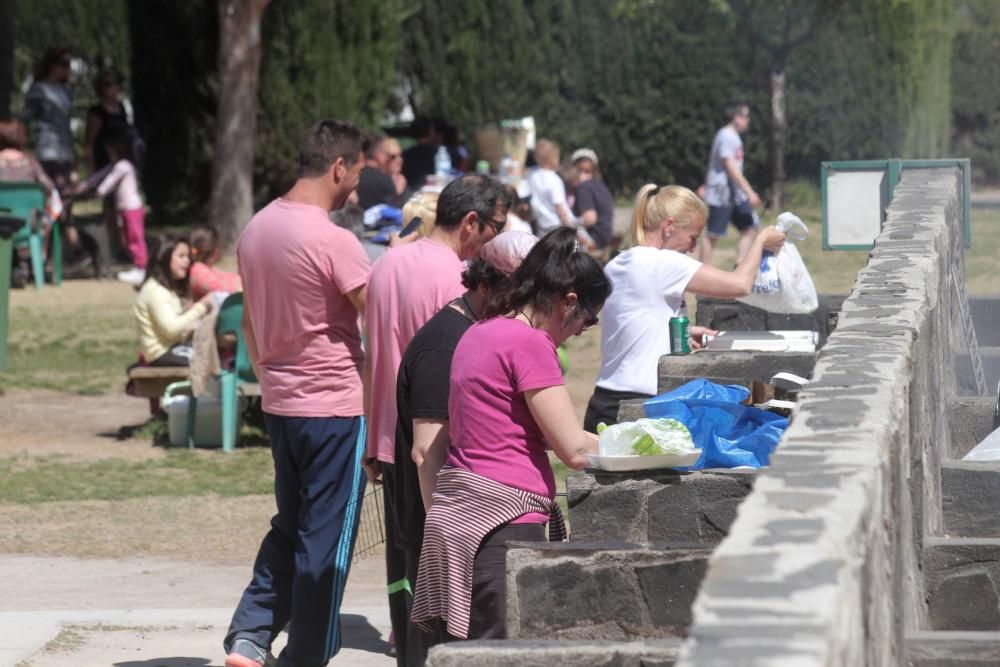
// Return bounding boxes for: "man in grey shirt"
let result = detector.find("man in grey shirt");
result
[699,100,761,266]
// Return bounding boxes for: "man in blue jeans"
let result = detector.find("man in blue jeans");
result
[699,99,762,267]
[224,119,371,667]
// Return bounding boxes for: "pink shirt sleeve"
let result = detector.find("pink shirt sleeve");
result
[328,230,371,295]
[510,328,564,393]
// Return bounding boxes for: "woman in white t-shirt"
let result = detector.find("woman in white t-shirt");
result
[525,139,573,234]
[583,184,786,432]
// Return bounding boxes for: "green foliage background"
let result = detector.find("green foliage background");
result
[11,0,964,218]
[952,0,1000,184]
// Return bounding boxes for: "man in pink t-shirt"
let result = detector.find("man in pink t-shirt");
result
[224,120,370,667]
[363,174,511,659]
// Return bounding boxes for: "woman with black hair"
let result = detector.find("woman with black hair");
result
[134,235,212,367]
[389,230,537,665]
[411,226,612,643]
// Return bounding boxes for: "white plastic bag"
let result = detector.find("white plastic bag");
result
[962,427,1000,462]
[598,418,697,457]
[738,212,818,314]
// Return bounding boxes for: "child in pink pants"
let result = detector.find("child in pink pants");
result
[91,130,147,285]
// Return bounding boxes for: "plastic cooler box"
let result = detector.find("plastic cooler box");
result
[162,383,243,448]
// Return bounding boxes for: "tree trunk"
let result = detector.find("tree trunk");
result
[0,0,16,117]
[770,67,787,214]
[209,0,270,251]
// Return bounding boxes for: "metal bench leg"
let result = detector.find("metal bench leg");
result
[186,394,198,449]
[51,220,62,286]
[220,371,238,453]
[28,233,44,290]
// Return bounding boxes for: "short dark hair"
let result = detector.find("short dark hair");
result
[364,132,386,160]
[102,127,133,162]
[189,225,219,264]
[143,235,191,296]
[37,47,71,79]
[436,174,512,232]
[411,116,433,140]
[461,257,509,291]
[725,99,749,122]
[92,68,122,95]
[298,119,367,178]
[486,227,612,319]
[0,117,27,151]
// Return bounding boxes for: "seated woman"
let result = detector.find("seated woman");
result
[411,227,612,642]
[0,117,58,285]
[135,235,212,367]
[583,184,786,432]
[188,224,242,301]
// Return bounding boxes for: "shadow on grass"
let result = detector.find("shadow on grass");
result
[101,411,270,449]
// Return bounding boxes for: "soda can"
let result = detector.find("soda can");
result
[669,315,690,355]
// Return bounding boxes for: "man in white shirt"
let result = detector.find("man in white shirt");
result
[699,100,762,267]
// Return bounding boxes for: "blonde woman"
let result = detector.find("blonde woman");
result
[525,138,574,234]
[388,190,439,247]
[583,184,785,432]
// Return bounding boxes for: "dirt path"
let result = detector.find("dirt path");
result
[0,389,158,461]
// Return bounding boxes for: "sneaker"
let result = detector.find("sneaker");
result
[116,266,145,286]
[225,638,277,667]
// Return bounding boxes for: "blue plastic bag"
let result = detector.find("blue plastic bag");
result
[642,379,788,469]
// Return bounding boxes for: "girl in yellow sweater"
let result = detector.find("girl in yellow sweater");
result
[134,235,212,366]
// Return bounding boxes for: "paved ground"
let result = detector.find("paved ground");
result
[3,554,394,666]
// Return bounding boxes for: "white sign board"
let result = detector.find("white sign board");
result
[825,169,888,249]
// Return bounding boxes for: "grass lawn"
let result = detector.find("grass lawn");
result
[0,448,273,504]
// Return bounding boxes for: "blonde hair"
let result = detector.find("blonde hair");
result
[403,190,439,238]
[533,139,560,170]
[630,184,708,246]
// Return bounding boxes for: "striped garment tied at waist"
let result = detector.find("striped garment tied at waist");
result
[410,465,566,639]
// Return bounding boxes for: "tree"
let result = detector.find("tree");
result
[254,0,404,201]
[723,0,841,212]
[0,0,14,118]
[952,1,1000,184]
[209,0,270,250]
[127,2,218,223]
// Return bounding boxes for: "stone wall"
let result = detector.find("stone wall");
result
[676,168,965,665]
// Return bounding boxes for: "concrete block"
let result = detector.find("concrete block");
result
[924,538,1000,631]
[970,296,1000,347]
[425,639,681,667]
[657,350,816,395]
[617,399,645,423]
[942,462,1000,537]
[906,631,1000,666]
[694,294,846,347]
[948,398,997,459]
[506,542,710,641]
[954,349,1000,398]
[567,470,756,545]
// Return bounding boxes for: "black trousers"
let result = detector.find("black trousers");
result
[466,522,546,640]
[382,462,444,666]
[583,385,654,433]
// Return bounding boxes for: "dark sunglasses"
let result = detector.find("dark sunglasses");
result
[478,212,506,235]
[578,303,599,331]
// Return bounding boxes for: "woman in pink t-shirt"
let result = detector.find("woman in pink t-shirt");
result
[188,224,242,301]
[412,227,612,641]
